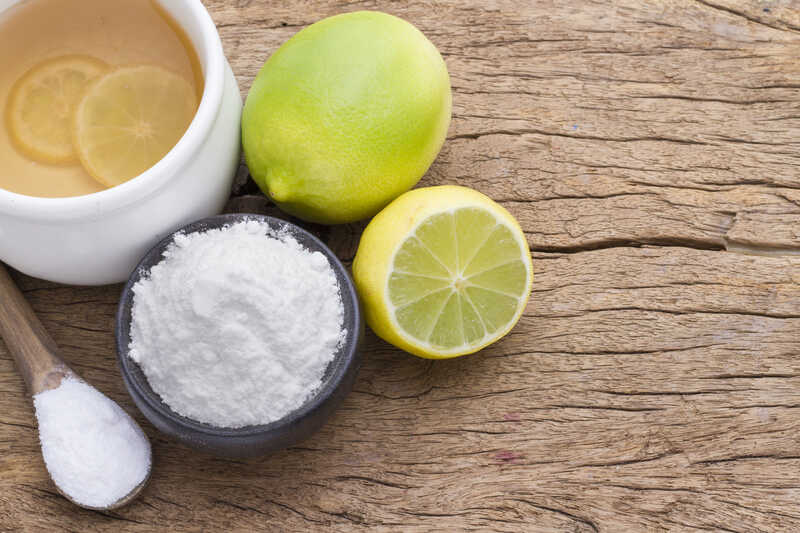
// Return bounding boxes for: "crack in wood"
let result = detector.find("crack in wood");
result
[509,499,600,532]
[693,0,800,33]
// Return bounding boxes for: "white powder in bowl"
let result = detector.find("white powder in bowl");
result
[34,377,151,508]
[128,220,346,428]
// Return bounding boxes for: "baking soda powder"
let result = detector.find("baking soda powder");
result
[34,377,151,508]
[128,220,345,428]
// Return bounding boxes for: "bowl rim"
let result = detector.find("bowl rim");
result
[0,0,226,221]
[115,213,363,438]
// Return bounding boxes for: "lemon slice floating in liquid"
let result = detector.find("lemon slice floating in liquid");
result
[353,185,533,359]
[73,65,197,187]
[6,55,107,164]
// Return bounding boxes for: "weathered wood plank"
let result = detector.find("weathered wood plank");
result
[221,0,800,253]
[2,0,800,531]
[3,248,799,531]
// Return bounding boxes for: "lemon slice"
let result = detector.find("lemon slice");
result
[73,65,197,187]
[353,185,533,359]
[6,55,107,164]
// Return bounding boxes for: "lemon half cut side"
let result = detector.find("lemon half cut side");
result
[353,186,533,359]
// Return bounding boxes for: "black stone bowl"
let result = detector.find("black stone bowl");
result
[115,214,363,458]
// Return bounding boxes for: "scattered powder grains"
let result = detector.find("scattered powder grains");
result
[34,378,151,508]
[128,220,346,428]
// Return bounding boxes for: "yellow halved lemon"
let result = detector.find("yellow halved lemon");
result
[73,65,197,187]
[353,186,533,359]
[6,55,107,164]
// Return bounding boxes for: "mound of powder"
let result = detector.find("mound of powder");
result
[128,220,345,428]
[34,377,151,508]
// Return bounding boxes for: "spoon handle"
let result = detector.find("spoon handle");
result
[0,264,71,395]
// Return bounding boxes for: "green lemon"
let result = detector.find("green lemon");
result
[241,11,452,224]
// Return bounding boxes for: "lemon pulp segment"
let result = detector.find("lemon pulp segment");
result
[6,55,107,163]
[387,205,532,356]
[72,65,197,187]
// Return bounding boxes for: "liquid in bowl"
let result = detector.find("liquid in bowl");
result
[0,0,203,197]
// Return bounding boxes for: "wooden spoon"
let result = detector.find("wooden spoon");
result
[0,263,151,510]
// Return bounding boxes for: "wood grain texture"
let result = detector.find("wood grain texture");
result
[2,0,800,531]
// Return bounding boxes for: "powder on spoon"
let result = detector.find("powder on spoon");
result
[128,220,346,428]
[34,377,151,508]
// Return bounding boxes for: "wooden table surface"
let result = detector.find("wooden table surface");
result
[3,0,800,531]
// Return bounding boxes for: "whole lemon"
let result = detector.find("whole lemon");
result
[242,11,451,224]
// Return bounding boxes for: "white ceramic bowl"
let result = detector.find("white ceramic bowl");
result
[0,0,242,285]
